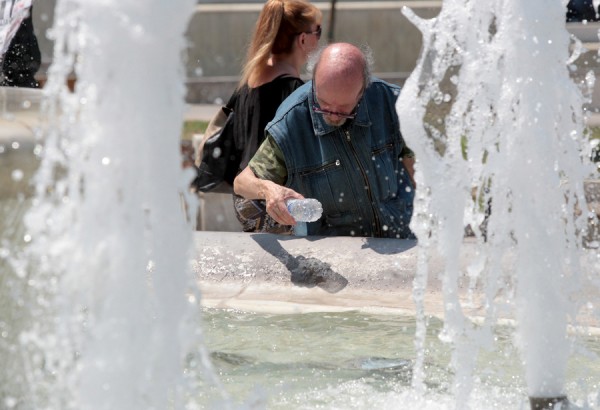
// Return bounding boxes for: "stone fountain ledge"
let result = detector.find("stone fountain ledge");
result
[192,231,600,334]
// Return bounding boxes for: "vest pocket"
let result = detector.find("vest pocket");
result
[297,159,356,216]
[370,144,397,200]
[379,196,414,239]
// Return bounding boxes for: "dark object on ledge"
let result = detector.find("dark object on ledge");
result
[529,395,569,410]
[1,8,41,89]
[566,0,599,22]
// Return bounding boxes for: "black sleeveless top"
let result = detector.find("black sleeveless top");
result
[229,75,304,171]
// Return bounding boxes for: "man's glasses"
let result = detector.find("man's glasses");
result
[301,25,322,40]
[311,86,359,120]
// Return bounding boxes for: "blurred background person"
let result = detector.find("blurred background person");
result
[1,0,40,88]
[566,0,599,22]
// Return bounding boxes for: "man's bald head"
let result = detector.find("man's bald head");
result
[309,43,372,126]
[313,43,370,94]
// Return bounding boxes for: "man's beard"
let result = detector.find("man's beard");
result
[323,116,347,127]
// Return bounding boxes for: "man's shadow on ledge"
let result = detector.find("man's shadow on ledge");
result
[360,237,417,255]
[251,234,348,293]
[250,234,416,294]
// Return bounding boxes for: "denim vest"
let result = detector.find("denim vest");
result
[266,79,414,238]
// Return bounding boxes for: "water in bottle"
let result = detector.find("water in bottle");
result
[294,222,308,236]
[286,198,323,222]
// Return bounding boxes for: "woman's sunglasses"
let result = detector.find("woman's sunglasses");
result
[300,25,322,40]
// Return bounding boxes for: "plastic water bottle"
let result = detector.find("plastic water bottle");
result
[286,198,323,222]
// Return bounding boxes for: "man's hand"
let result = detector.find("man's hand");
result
[260,181,304,225]
[234,167,304,225]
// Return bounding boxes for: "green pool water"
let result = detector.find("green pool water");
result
[196,308,600,409]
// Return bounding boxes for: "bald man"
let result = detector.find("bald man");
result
[234,43,415,238]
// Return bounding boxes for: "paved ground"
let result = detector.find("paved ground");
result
[185,104,220,122]
[0,104,219,141]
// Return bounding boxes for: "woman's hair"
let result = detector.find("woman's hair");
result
[239,0,321,87]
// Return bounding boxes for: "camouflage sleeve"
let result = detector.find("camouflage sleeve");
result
[248,134,288,185]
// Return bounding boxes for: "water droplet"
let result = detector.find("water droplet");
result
[4,397,17,408]
[132,24,144,37]
[11,169,24,181]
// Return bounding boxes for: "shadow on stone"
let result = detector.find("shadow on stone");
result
[359,237,417,255]
[287,255,348,293]
[251,234,348,294]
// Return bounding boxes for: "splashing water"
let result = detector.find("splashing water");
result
[397,0,599,406]
[2,0,225,408]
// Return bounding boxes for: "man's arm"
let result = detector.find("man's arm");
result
[402,155,416,189]
[233,135,304,226]
[399,144,416,188]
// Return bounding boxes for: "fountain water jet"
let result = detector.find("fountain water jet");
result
[0,0,228,408]
[397,0,599,408]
